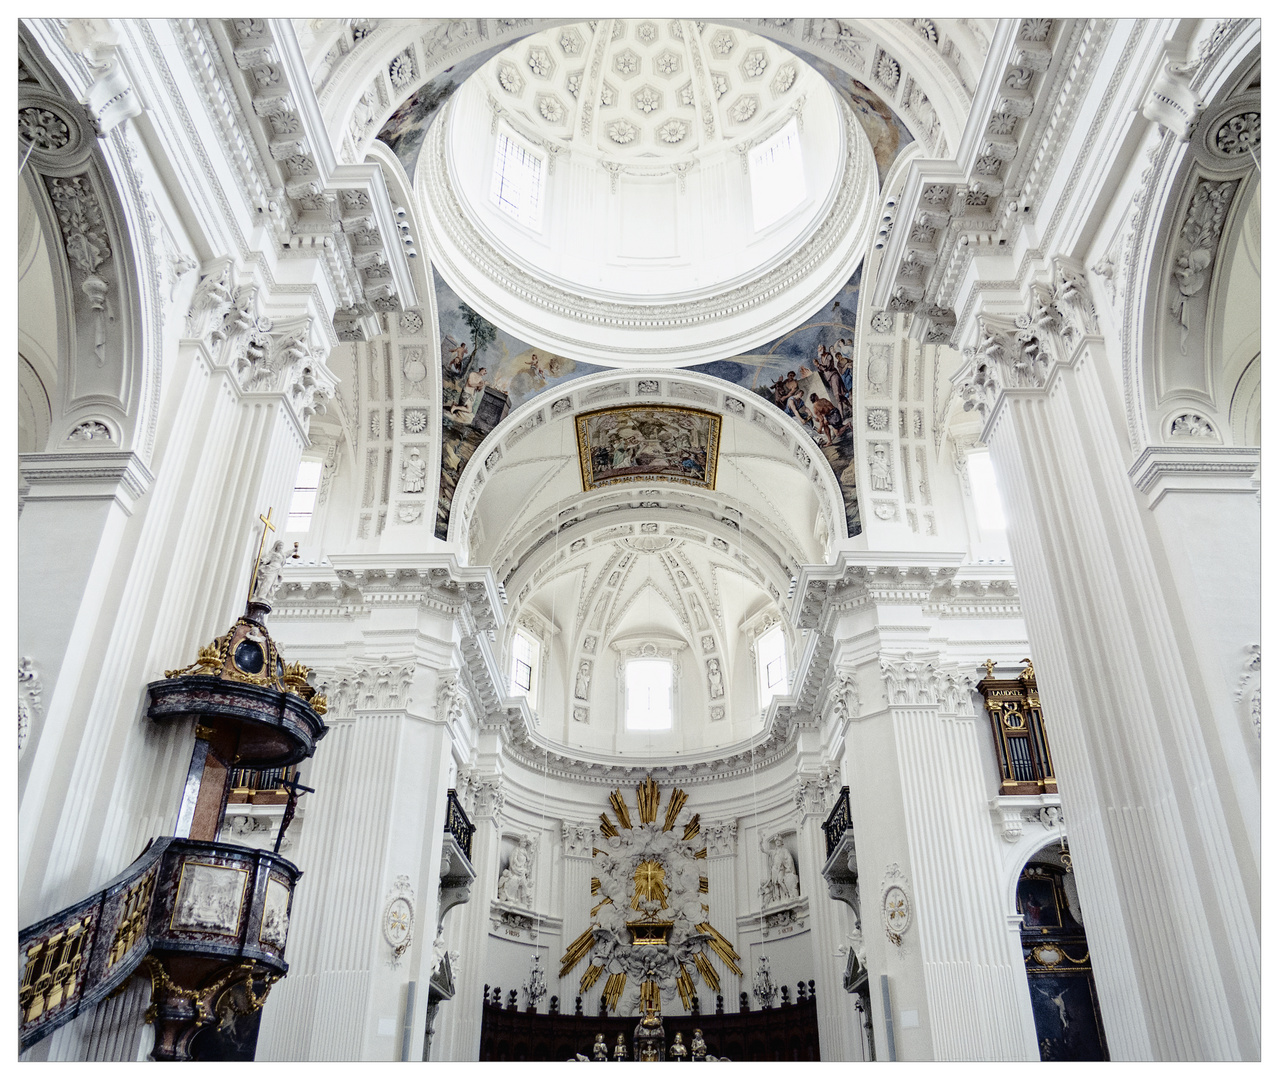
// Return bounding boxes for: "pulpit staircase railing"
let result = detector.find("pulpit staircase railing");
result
[18,838,171,1051]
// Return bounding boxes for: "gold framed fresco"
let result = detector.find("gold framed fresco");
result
[575,406,721,492]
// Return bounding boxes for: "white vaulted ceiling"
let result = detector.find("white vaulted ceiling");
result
[454,370,839,762]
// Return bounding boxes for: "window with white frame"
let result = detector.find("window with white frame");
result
[286,459,323,532]
[509,628,539,698]
[967,450,1007,531]
[625,658,674,731]
[756,623,788,707]
[490,128,545,231]
[749,116,806,231]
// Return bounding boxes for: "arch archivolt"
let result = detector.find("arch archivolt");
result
[1123,25,1259,452]
[19,34,157,458]
[448,369,847,574]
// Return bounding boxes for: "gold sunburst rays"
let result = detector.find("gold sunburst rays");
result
[698,875,708,894]
[675,965,696,1009]
[581,964,605,992]
[560,927,597,977]
[598,813,619,839]
[602,972,627,1012]
[692,951,721,993]
[608,790,633,830]
[591,877,601,895]
[637,777,661,824]
[631,860,668,909]
[682,813,700,840]
[660,786,686,830]
[695,922,743,975]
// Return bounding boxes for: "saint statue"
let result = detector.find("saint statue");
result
[401,448,427,493]
[250,539,290,604]
[593,1033,608,1061]
[669,1033,688,1061]
[760,834,800,905]
[613,1034,627,1061]
[497,836,534,907]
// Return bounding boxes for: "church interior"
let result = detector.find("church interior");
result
[16,16,1261,1062]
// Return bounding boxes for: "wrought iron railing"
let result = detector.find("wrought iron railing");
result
[822,786,853,860]
[445,788,474,862]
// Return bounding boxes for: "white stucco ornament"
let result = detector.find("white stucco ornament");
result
[382,875,416,964]
[880,863,912,947]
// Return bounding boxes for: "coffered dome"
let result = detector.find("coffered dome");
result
[421,19,878,366]
[474,20,813,161]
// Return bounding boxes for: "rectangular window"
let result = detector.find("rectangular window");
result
[490,129,545,231]
[286,459,324,532]
[968,450,1007,531]
[757,624,788,706]
[510,629,538,697]
[625,658,673,731]
[749,116,806,231]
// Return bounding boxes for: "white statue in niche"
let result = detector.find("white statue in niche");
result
[759,834,800,906]
[400,447,427,492]
[497,836,535,908]
[706,658,725,699]
[574,660,592,700]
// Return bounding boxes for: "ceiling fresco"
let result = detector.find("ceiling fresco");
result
[431,262,865,542]
[434,270,604,538]
[691,267,863,538]
[378,51,493,181]
[575,406,721,492]
[808,58,912,185]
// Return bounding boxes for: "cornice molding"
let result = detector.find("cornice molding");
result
[18,450,155,513]
[1128,445,1260,507]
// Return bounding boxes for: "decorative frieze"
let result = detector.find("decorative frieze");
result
[702,821,738,858]
[561,821,597,859]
